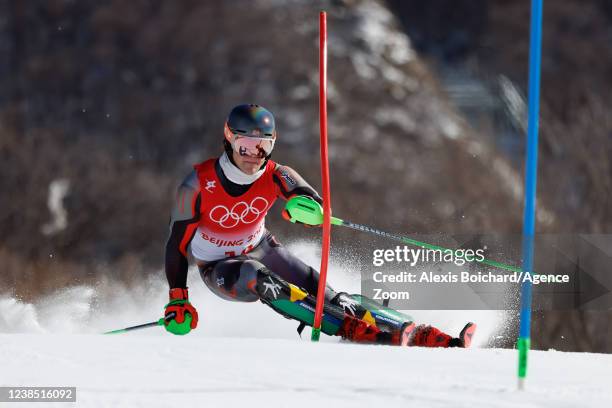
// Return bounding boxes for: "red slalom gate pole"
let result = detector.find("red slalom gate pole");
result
[311,11,331,342]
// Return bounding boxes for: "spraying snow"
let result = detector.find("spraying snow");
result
[0,241,503,345]
[1,242,610,407]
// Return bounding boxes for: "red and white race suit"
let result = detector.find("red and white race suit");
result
[190,158,278,260]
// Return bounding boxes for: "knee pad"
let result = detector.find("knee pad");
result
[252,263,294,304]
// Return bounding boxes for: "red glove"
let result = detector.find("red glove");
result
[281,208,293,222]
[165,288,199,329]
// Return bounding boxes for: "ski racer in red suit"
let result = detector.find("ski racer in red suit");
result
[164,104,476,347]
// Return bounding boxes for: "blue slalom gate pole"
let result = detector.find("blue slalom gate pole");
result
[518,0,544,390]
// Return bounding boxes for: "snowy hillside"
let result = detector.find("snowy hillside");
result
[2,335,611,408]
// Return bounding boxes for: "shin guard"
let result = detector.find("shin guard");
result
[254,266,346,336]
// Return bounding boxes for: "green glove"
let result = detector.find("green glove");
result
[283,195,324,226]
[164,288,199,335]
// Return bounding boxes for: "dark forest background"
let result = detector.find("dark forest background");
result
[0,0,610,351]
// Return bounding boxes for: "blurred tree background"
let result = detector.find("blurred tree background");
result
[0,0,610,351]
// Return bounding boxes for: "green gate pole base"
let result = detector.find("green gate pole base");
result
[311,326,321,342]
[517,337,530,390]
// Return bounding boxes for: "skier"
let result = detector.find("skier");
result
[163,103,476,347]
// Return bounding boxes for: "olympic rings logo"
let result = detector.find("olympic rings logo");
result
[209,197,269,229]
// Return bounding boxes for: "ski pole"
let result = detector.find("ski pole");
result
[284,195,523,274]
[103,312,176,335]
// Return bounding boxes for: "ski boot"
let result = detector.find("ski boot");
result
[408,322,477,348]
[337,314,416,346]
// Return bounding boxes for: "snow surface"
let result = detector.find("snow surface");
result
[2,335,611,408]
[1,241,611,407]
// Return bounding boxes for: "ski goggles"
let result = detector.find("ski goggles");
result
[224,124,276,158]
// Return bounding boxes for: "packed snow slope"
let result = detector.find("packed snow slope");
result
[1,334,611,408]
